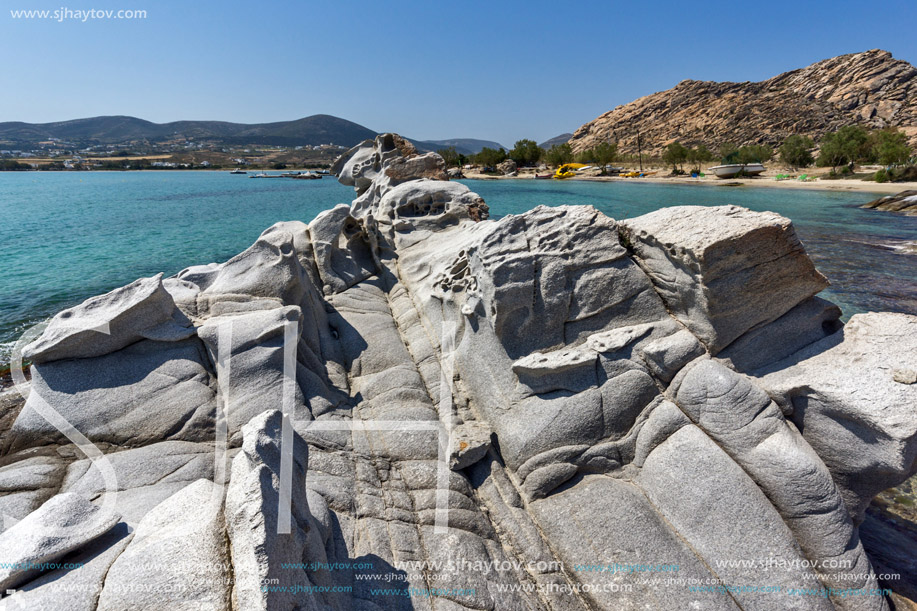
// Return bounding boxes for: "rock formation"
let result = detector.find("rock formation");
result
[0,133,915,610]
[862,190,917,216]
[569,49,917,156]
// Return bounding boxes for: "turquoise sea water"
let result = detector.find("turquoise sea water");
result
[1,171,915,364]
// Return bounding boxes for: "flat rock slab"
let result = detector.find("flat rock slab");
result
[23,274,184,364]
[7,339,216,453]
[0,492,120,591]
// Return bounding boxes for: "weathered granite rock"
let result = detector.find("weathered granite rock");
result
[97,479,231,610]
[675,360,885,610]
[496,159,517,175]
[0,454,67,533]
[1,133,915,611]
[177,221,315,318]
[717,296,843,372]
[308,204,376,294]
[0,492,119,591]
[198,305,311,442]
[621,205,829,353]
[60,440,223,527]
[757,313,917,525]
[23,274,191,364]
[225,410,319,611]
[1,523,132,611]
[6,338,217,453]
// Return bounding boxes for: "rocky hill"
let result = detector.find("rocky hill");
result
[570,49,917,156]
[1,134,915,609]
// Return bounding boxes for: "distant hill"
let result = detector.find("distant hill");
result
[0,115,512,155]
[538,133,573,149]
[410,138,508,156]
[570,49,917,156]
[0,114,378,148]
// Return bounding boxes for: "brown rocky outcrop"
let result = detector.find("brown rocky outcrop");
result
[570,49,917,156]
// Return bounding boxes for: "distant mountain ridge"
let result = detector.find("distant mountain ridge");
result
[410,138,508,155]
[539,133,573,149]
[0,114,378,148]
[570,49,917,156]
[0,115,509,154]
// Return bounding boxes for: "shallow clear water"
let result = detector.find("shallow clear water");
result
[1,172,915,364]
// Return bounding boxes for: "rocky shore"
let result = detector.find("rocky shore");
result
[862,190,917,215]
[0,134,915,610]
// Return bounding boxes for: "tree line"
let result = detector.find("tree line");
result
[436,126,914,181]
[438,140,621,175]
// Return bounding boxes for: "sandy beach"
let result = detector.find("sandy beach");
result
[463,166,917,194]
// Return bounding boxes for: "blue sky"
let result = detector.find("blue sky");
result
[1,0,915,146]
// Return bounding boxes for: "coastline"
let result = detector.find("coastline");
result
[2,168,914,195]
[462,170,916,195]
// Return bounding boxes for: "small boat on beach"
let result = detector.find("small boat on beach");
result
[708,163,765,178]
[229,168,247,174]
[553,163,588,179]
[534,173,553,179]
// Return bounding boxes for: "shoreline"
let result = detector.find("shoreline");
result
[461,171,916,195]
[2,168,914,195]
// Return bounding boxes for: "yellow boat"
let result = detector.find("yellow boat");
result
[553,163,587,179]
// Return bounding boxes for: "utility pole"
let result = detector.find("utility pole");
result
[637,129,644,172]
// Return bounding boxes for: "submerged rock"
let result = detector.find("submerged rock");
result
[1,133,915,610]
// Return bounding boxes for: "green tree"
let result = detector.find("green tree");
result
[817,125,871,170]
[871,128,911,167]
[592,142,617,174]
[816,132,847,171]
[737,144,772,164]
[474,147,507,168]
[508,139,544,166]
[0,159,30,171]
[695,145,714,162]
[544,143,573,167]
[437,146,462,167]
[779,135,814,169]
[662,142,688,172]
[719,143,740,164]
[839,125,872,162]
[685,145,713,173]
